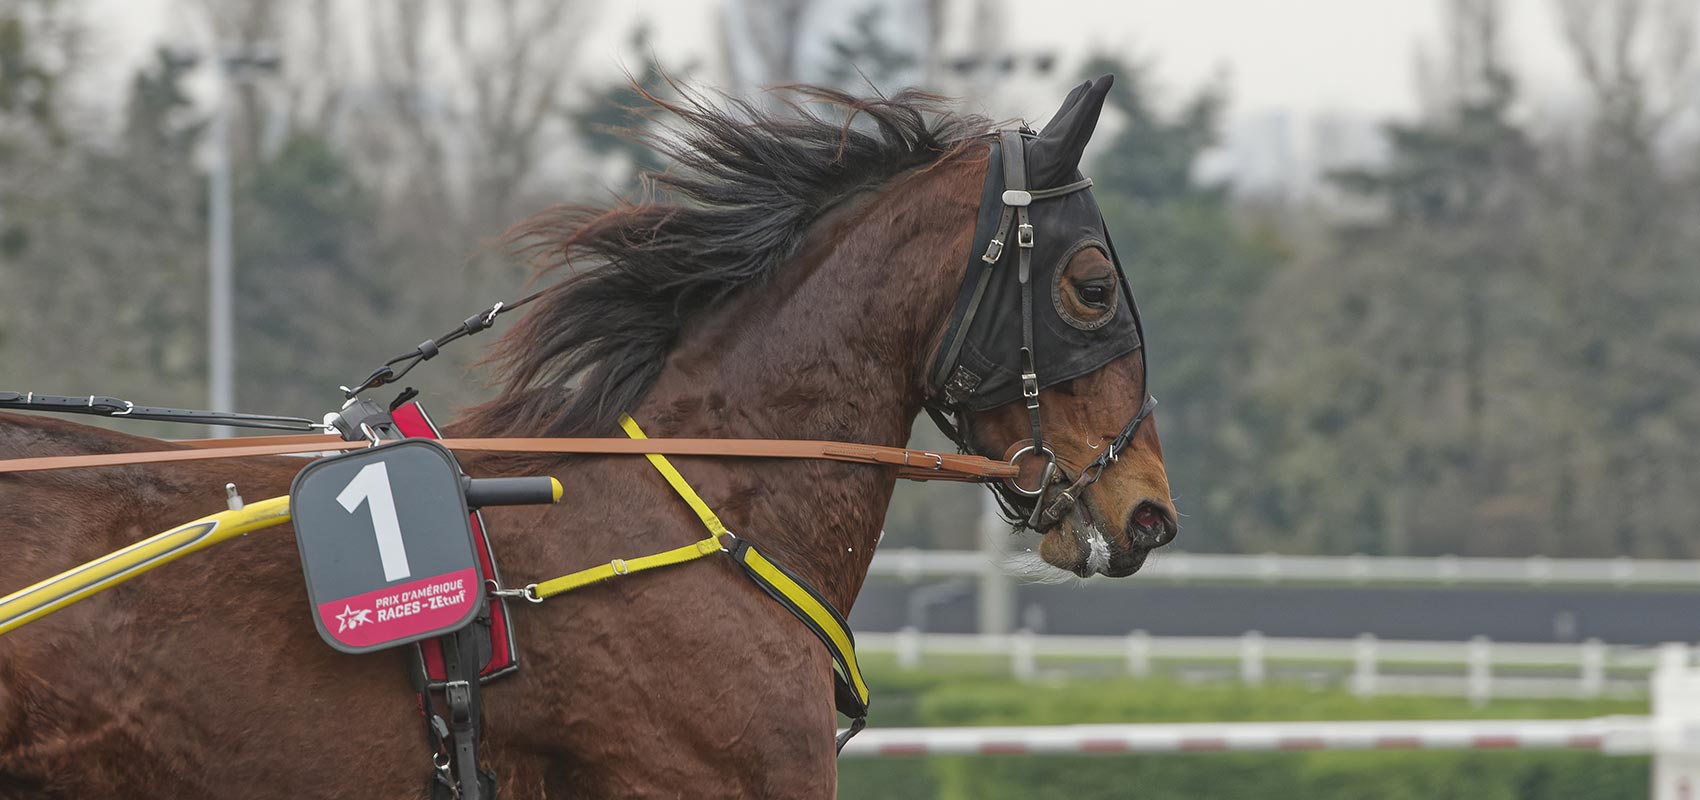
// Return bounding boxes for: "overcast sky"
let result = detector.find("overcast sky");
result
[85,0,1607,114]
[80,0,1692,196]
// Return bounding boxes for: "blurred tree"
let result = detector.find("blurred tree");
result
[1230,0,1540,556]
[1229,0,1700,559]
[820,6,919,89]
[0,0,74,360]
[0,39,212,426]
[0,0,65,147]
[233,133,384,416]
[720,0,814,95]
[569,24,675,190]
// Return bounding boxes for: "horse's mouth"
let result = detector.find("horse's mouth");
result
[1099,546,1150,578]
[1038,515,1152,578]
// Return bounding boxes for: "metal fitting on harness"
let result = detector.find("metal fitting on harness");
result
[982,238,1005,263]
[1021,372,1040,408]
[445,681,473,726]
[1017,223,1034,248]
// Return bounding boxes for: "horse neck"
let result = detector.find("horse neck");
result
[627,160,980,609]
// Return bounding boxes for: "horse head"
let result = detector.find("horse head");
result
[926,75,1176,578]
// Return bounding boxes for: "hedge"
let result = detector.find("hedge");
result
[838,667,1647,799]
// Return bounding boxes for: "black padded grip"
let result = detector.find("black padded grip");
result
[462,476,559,508]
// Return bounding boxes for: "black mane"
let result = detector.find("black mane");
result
[461,86,990,436]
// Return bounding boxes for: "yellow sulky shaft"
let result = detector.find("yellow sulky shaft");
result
[0,496,293,635]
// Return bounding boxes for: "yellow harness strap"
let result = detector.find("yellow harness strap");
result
[530,417,728,600]
[617,414,728,537]
[523,414,870,750]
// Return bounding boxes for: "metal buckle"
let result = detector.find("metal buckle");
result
[486,579,542,604]
[982,238,1005,263]
[1030,487,1074,529]
[904,450,945,470]
[1004,444,1057,497]
[358,422,383,446]
[1021,372,1040,409]
[1017,223,1034,248]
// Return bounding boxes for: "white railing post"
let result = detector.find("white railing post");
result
[1652,643,1700,800]
[977,493,1014,635]
[1241,631,1265,686]
[896,625,921,671]
[1012,628,1037,683]
[1579,637,1605,699]
[1352,634,1378,697]
[1468,636,1492,707]
[1126,629,1151,678]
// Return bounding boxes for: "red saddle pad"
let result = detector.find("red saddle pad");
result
[392,401,520,684]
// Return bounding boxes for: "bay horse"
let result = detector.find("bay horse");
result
[0,79,1174,798]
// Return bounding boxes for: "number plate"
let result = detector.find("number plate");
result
[289,439,482,653]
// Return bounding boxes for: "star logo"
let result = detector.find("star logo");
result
[335,604,373,633]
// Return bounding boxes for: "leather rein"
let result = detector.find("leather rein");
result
[0,430,1019,483]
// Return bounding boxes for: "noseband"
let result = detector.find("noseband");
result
[925,128,1157,532]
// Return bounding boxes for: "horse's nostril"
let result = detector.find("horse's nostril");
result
[1130,501,1177,548]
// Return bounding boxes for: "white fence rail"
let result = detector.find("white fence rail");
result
[867,549,1700,588]
[860,631,1665,701]
[844,634,1700,799]
[839,716,1655,757]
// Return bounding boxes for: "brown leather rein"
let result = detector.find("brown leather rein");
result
[0,432,1018,483]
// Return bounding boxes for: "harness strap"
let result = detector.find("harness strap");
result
[530,534,727,600]
[0,434,1017,482]
[510,414,871,752]
[617,415,727,537]
[1001,130,1046,456]
[441,626,491,800]
[725,538,870,750]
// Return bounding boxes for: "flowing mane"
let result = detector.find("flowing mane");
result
[460,86,991,436]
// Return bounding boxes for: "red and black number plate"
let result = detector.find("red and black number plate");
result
[289,439,483,653]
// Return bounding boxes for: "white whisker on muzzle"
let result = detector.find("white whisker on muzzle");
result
[1085,526,1112,576]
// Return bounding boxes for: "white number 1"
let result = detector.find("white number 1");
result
[336,461,413,581]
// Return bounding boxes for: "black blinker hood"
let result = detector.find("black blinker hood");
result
[927,75,1144,412]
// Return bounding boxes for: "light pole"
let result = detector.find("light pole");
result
[203,44,279,438]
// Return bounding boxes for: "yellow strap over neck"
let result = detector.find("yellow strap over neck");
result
[528,415,728,600]
[524,414,869,738]
[617,414,728,537]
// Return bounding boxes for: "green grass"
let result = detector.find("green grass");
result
[838,664,1649,800]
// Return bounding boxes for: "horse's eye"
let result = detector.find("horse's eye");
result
[1078,284,1109,309]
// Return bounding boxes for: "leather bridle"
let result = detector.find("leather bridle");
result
[925,130,1157,532]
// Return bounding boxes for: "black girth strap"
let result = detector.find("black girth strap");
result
[425,619,498,799]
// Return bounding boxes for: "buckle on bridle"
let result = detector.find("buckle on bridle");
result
[1004,444,1057,498]
[982,238,1005,263]
[1030,487,1075,530]
[1016,223,1034,248]
[904,450,945,471]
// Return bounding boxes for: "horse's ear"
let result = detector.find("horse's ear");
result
[1028,74,1114,187]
